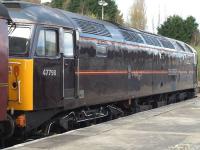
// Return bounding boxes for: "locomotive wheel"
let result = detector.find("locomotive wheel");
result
[2,115,15,140]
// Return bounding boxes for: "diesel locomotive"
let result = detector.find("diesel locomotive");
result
[2,1,198,138]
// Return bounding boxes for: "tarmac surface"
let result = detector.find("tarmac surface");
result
[6,96,200,150]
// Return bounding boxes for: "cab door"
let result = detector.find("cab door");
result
[62,31,75,99]
[34,27,63,109]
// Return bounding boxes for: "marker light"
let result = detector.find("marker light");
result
[13,65,19,77]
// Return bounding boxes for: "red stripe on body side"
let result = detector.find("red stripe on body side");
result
[76,70,168,75]
[75,70,194,76]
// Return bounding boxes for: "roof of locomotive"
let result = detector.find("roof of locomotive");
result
[3,1,120,29]
[3,1,195,53]
[3,1,74,29]
[0,3,12,21]
[1,1,176,39]
[3,1,125,40]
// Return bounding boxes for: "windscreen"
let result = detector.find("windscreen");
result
[9,26,31,56]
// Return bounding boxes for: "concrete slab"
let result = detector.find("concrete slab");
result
[5,96,200,150]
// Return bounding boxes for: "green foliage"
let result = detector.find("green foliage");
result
[158,15,198,43]
[185,16,199,43]
[50,0,124,24]
[51,0,64,9]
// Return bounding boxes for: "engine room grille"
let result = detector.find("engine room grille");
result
[120,30,143,43]
[141,34,162,47]
[73,18,112,37]
[159,38,175,49]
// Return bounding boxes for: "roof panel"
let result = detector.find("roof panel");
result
[72,18,112,37]
[120,30,143,43]
[3,1,74,28]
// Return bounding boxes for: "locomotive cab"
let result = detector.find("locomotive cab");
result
[8,25,77,111]
[3,1,79,132]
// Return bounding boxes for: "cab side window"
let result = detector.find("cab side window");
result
[63,32,74,57]
[36,29,58,57]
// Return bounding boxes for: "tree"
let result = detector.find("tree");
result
[51,0,70,10]
[184,16,199,43]
[191,30,200,46]
[115,10,124,25]
[157,15,199,43]
[129,0,147,30]
[51,0,124,24]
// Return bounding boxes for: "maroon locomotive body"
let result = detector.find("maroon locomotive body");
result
[0,19,8,122]
[0,3,12,138]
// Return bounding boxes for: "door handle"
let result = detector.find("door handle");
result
[64,63,69,67]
